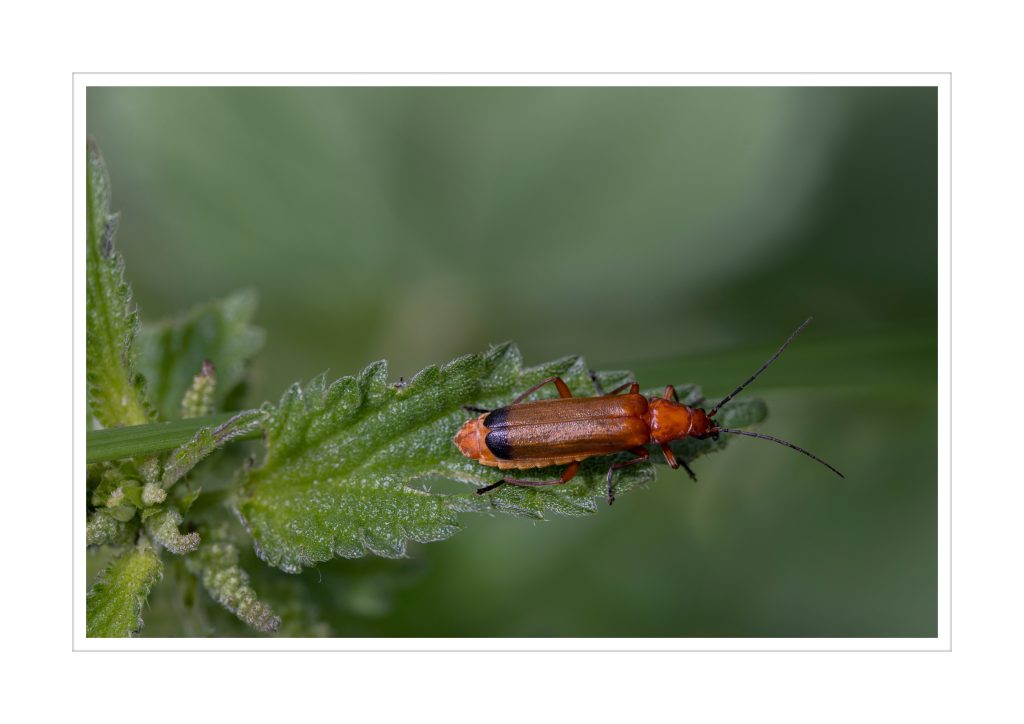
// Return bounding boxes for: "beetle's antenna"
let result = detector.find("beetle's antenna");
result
[708,317,813,417]
[713,427,844,478]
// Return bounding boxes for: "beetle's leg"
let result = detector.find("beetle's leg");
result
[462,405,491,414]
[606,447,650,506]
[606,382,640,396]
[511,376,573,405]
[475,480,506,495]
[475,462,580,495]
[663,383,706,407]
[501,462,581,487]
[661,442,679,468]
[589,371,639,397]
[661,443,697,481]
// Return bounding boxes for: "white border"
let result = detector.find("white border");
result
[74,72,950,651]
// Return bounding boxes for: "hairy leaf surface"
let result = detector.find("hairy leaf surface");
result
[85,139,150,427]
[86,541,163,637]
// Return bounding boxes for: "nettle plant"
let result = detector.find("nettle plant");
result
[84,140,767,637]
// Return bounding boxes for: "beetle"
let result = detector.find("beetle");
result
[454,318,843,504]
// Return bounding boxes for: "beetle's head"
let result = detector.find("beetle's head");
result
[690,408,715,438]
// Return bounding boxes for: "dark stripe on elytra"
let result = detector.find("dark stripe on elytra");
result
[483,407,510,428]
[485,428,514,460]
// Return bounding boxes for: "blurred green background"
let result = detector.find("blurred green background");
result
[88,86,937,637]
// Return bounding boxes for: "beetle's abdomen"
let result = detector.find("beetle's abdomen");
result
[482,394,650,462]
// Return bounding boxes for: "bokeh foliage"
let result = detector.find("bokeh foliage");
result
[87,86,937,637]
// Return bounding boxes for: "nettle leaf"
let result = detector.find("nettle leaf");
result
[85,139,151,428]
[138,290,265,421]
[238,343,766,572]
[86,540,163,637]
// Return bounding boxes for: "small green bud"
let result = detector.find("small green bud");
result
[106,487,125,508]
[138,457,161,486]
[108,504,137,523]
[87,511,133,546]
[147,509,200,554]
[141,482,166,506]
[180,360,217,418]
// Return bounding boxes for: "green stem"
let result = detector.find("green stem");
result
[87,411,261,464]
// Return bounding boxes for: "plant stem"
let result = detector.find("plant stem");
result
[87,411,261,464]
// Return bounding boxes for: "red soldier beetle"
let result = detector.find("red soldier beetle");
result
[454,318,843,505]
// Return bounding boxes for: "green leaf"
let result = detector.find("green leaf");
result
[185,525,280,633]
[86,540,163,637]
[137,290,265,421]
[85,139,151,428]
[238,343,764,572]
